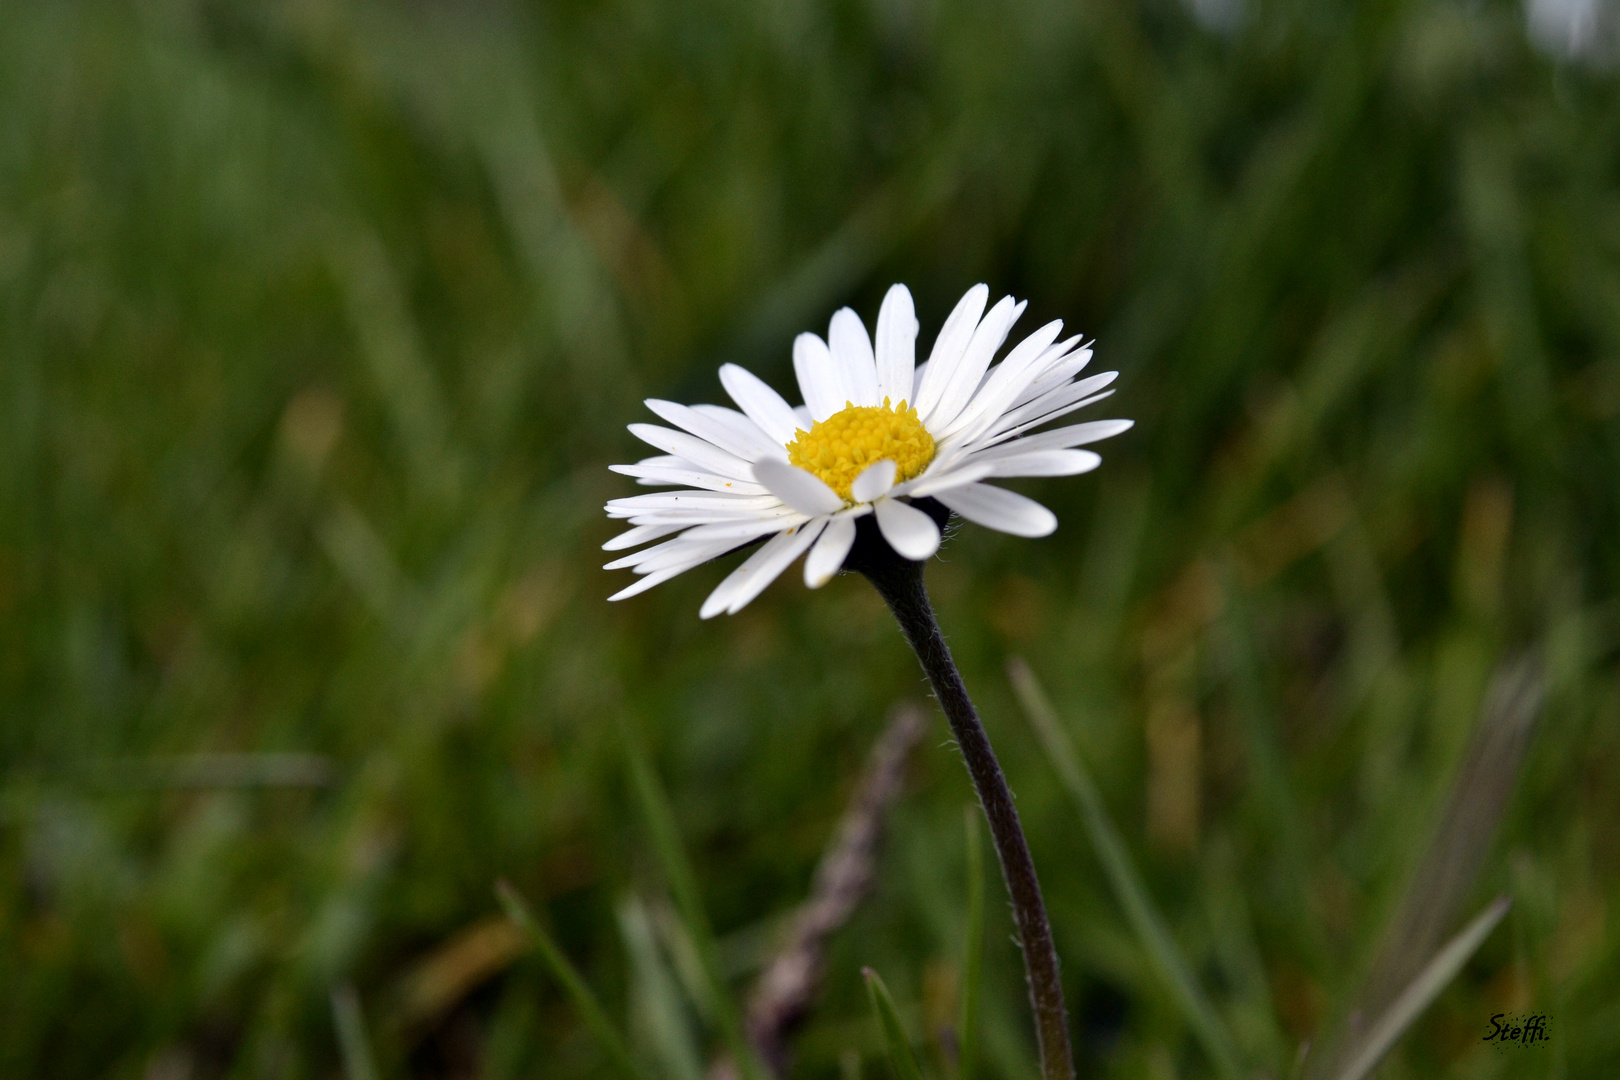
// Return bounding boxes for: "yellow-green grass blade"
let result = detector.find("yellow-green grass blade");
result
[495,880,650,1080]
[622,723,771,1080]
[330,983,380,1080]
[618,894,706,1080]
[864,967,926,1080]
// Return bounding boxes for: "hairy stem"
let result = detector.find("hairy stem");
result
[849,513,1074,1080]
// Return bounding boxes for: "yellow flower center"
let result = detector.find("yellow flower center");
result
[785,397,935,502]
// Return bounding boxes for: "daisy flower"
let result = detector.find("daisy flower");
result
[604,283,1129,1078]
[604,283,1131,617]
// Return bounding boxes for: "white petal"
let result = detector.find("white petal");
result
[609,540,745,599]
[874,498,941,560]
[700,520,825,618]
[938,318,1064,441]
[1025,334,1084,379]
[602,523,686,551]
[612,517,784,531]
[793,333,846,422]
[1011,346,1091,410]
[606,491,782,515]
[923,295,1025,431]
[793,405,813,430]
[608,564,700,602]
[983,449,1102,478]
[720,364,801,446]
[978,390,1117,452]
[751,457,846,516]
[605,535,737,572]
[627,424,755,481]
[607,493,790,514]
[874,284,918,405]
[972,419,1133,457]
[828,308,881,407]
[849,459,897,503]
[644,399,769,461]
[677,514,808,544]
[911,360,929,403]
[726,519,826,614]
[610,462,769,494]
[900,461,995,497]
[913,284,988,422]
[614,510,785,528]
[1004,370,1117,424]
[623,509,797,526]
[977,372,1119,445]
[691,404,787,460]
[805,513,857,587]
[935,482,1057,537]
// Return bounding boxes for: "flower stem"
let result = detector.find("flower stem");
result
[849,511,1074,1080]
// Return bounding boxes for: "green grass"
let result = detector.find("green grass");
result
[2,1,1618,1078]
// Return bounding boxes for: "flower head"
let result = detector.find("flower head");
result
[605,284,1132,617]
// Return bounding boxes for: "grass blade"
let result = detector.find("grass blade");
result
[1008,658,1245,1080]
[958,805,985,1080]
[863,967,926,1080]
[495,880,649,1080]
[330,983,380,1080]
[1332,897,1511,1080]
[1307,657,1541,1080]
[622,723,771,1080]
[618,894,706,1080]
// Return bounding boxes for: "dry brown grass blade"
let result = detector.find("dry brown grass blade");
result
[1332,897,1512,1080]
[738,703,928,1077]
[392,914,529,1035]
[1306,655,1543,1079]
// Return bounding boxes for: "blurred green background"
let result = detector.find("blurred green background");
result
[2,0,1618,1077]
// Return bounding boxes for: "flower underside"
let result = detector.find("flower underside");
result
[785,397,935,501]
